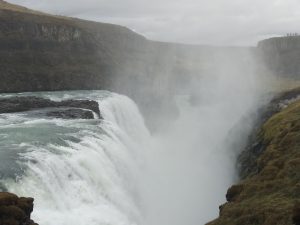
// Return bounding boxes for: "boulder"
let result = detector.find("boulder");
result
[0,192,37,225]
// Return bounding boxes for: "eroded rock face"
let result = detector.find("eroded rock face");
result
[0,1,147,94]
[207,89,300,225]
[45,108,95,119]
[0,192,38,225]
[0,96,101,119]
[258,36,300,78]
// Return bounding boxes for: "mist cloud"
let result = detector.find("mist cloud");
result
[7,0,300,45]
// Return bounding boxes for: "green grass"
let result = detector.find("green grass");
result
[207,97,300,225]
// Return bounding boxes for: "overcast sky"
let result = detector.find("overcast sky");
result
[7,0,300,46]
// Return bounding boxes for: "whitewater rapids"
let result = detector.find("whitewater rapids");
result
[0,89,261,225]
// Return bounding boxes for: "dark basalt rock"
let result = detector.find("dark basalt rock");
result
[0,96,101,119]
[57,99,100,117]
[46,108,95,119]
[0,192,38,225]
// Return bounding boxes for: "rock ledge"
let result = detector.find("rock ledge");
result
[0,192,38,225]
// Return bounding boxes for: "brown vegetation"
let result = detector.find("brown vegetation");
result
[207,96,300,225]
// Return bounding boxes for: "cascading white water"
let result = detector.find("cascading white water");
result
[139,73,263,225]
[0,78,264,225]
[1,92,150,225]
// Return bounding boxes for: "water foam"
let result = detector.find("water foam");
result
[4,93,149,225]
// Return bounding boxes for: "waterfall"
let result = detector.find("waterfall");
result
[2,93,149,225]
[0,86,262,225]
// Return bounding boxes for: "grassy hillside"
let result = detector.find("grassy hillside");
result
[207,89,300,225]
[0,0,259,130]
[0,0,45,14]
[0,0,148,93]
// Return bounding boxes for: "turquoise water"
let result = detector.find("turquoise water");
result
[0,88,262,225]
[0,91,149,225]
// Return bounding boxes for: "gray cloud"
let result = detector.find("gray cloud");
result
[7,0,300,46]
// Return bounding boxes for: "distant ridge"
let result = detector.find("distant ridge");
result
[0,0,47,15]
[258,36,300,79]
[1,0,299,128]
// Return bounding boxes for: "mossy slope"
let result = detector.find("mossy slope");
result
[207,98,300,225]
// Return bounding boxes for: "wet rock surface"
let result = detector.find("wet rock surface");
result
[0,96,101,119]
[45,108,95,119]
[0,192,38,225]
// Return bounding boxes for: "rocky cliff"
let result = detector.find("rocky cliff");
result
[1,2,299,114]
[0,0,258,130]
[207,87,300,225]
[258,36,300,79]
[0,0,200,96]
[0,0,147,93]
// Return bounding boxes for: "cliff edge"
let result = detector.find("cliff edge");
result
[207,88,300,225]
[0,0,258,130]
[0,0,148,93]
[258,36,300,79]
